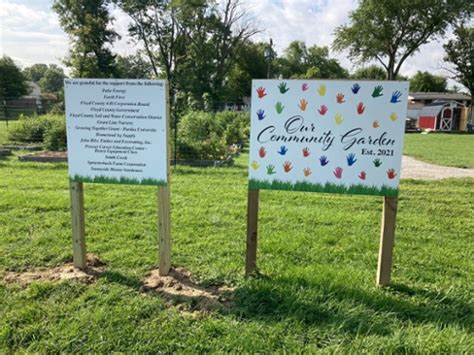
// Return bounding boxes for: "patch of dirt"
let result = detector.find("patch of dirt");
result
[19,151,67,162]
[142,267,235,313]
[401,155,474,180]
[2,254,106,286]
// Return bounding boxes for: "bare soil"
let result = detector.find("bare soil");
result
[2,254,105,286]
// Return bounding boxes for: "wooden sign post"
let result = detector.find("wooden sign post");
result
[246,79,408,285]
[65,79,171,274]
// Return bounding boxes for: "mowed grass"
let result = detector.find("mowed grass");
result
[404,133,474,168]
[0,150,473,352]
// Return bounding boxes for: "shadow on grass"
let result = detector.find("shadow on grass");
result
[231,275,473,336]
[97,270,143,290]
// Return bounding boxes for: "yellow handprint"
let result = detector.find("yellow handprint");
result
[251,160,260,170]
[335,113,344,125]
[317,84,326,96]
[389,112,398,121]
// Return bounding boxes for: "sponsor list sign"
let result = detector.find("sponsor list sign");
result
[65,79,168,185]
[249,80,409,196]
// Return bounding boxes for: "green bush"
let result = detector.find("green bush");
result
[176,111,249,160]
[8,114,66,150]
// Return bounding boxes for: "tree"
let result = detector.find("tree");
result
[333,0,472,80]
[53,0,118,78]
[23,64,48,83]
[275,41,348,79]
[39,65,67,93]
[0,56,29,98]
[443,23,473,110]
[115,53,155,79]
[409,71,447,92]
[352,65,386,80]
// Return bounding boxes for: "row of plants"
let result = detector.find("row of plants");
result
[7,111,250,160]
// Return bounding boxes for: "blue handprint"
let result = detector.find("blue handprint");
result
[256,109,265,120]
[346,153,357,166]
[390,90,402,103]
[319,156,329,166]
[351,83,361,94]
[278,146,288,155]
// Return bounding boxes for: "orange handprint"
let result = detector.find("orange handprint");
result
[373,120,380,128]
[336,93,345,103]
[303,168,312,177]
[283,161,293,173]
[298,99,308,111]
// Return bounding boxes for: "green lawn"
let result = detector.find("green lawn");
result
[404,133,474,168]
[0,121,13,145]
[0,152,473,352]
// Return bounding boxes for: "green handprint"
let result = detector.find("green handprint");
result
[372,85,384,98]
[266,164,276,175]
[373,158,382,167]
[275,101,284,114]
[278,82,289,94]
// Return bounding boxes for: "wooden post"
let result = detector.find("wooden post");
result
[69,181,86,269]
[246,189,260,276]
[158,80,172,276]
[376,196,398,286]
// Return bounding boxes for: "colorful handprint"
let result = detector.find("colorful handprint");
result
[357,102,365,114]
[335,113,344,125]
[303,168,312,177]
[373,158,382,167]
[389,112,398,121]
[278,146,288,155]
[275,101,284,114]
[259,147,266,158]
[318,105,328,115]
[333,167,343,179]
[256,109,265,120]
[351,83,361,94]
[251,160,260,170]
[346,153,357,166]
[371,85,383,98]
[298,99,308,111]
[256,86,267,98]
[302,83,309,91]
[358,171,367,180]
[302,147,310,157]
[387,169,397,179]
[317,84,326,96]
[283,161,293,173]
[278,82,289,94]
[319,156,329,166]
[373,120,380,128]
[266,164,276,175]
[336,93,345,103]
[390,90,402,103]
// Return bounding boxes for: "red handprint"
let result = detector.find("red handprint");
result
[336,93,345,103]
[358,171,367,180]
[259,147,266,158]
[302,147,310,157]
[333,167,343,179]
[256,86,267,98]
[303,168,312,177]
[283,161,293,173]
[318,105,328,115]
[387,169,397,179]
[357,102,365,114]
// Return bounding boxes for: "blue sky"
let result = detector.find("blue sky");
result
[0,0,459,88]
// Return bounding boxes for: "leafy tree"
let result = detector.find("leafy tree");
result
[53,0,118,78]
[39,65,67,93]
[23,64,48,83]
[443,23,473,109]
[276,41,348,79]
[409,71,447,92]
[333,0,472,80]
[0,56,29,98]
[352,65,386,80]
[115,54,155,79]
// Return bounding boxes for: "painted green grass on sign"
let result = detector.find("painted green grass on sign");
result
[71,174,166,186]
[249,178,399,197]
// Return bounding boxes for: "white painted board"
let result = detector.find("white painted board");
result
[249,80,409,196]
[65,79,168,185]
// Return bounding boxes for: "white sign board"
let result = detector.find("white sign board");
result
[249,80,409,197]
[65,79,168,185]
